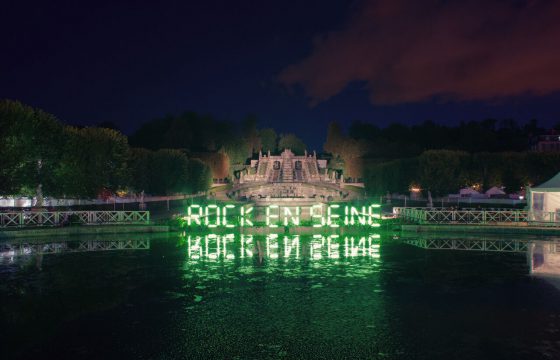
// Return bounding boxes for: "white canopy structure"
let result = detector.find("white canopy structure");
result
[459,187,482,197]
[528,173,560,222]
[485,186,506,197]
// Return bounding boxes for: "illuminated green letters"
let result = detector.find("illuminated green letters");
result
[183,204,381,228]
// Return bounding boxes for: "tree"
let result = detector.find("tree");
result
[278,133,306,154]
[242,114,261,155]
[363,158,419,195]
[0,99,63,196]
[418,150,470,195]
[56,127,130,197]
[128,148,153,193]
[187,159,212,193]
[223,137,250,167]
[258,128,277,153]
[324,122,344,155]
[150,149,190,195]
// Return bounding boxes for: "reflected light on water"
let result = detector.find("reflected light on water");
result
[184,234,381,262]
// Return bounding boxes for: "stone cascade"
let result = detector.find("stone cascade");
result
[230,149,360,202]
[257,161,268,176]
[294,161,305,182]
[281,151,294,182]
[305,158,319,180]
[244,149,334,184]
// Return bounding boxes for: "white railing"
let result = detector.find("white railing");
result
[394,207,530,225]
[0,193,205,208]
[0,211,150,228]
[403,237,530,252]
[0,239,150,258]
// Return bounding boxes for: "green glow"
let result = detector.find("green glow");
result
[266,205,280,228]
[222,233,235,259]
[241,206,253,227]
[222,204,235,228]
[187,235,202,259]
[183,203,381,228]
[284,235,300,258]
[368,205,381,223]
[311,234,324,260]
[310,204,325,227]
[185,234,381,261]
[327,205,340,228]
[327,234,340,259]
[283,207,300,226]
[351,206,367,225]
[205,234,220,259]
[205,205,220,228]
[187,205,202,225]
[266,234,279,258]
[240,234,253,258]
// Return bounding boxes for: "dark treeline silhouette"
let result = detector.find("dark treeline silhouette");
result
[130,113,307,166]
[0,100,308,199]
[2,98,557,200]
[348,119,539,159]
[323,119,558,197]
[0,100,212,198]
[363,150,560,196]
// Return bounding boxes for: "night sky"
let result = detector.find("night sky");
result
[3,0,560,150]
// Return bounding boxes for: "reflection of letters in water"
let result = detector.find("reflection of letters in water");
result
[186,234,380,261]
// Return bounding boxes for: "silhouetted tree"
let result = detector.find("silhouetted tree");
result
[259,128,277,153]
[278,133,306,154]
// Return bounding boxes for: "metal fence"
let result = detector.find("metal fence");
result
[403,237,530,253]
[0,211,150,228]
[394,207,531,225]
[1,239,150,258]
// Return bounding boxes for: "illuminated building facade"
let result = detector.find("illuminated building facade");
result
[230,149,356,202]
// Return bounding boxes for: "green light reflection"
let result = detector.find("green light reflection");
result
[182,233,381,262]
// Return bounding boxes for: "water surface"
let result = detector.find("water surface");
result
[1,232,559,359]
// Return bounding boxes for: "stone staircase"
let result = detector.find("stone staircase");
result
[282,151,294,182]
[281,157,293,182]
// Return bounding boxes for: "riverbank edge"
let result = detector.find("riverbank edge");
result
[399,224,560,236]
[169,225,392,235]
[0,224,390,239]
[0,225,170,239]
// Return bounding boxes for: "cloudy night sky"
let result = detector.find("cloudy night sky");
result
[2,0,560,150]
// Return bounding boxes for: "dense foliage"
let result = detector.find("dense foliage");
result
[0,100,63,196]
[3,99,558,199]
[324,119,560,196]
[0,100,212,198]
[348,119,538,158]
[130,113,307,157]
[363,151,560,196]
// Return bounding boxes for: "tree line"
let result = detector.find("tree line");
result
[347,118,541,158]
[363,150,560,196]
[129,113,308,163]
[323,120,560,196]
[0,100,310,199]
[3,98,556,199]
[0,100,211,198]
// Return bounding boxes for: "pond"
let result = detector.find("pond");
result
[1,232,560,359]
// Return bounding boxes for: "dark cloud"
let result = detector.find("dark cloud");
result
[279,0,560,105]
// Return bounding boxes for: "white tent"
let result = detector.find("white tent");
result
[528,173,560,222]
[485,186,506,197]
[459,187,482,197]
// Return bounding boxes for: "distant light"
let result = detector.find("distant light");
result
[519,196,524,200]
[410,187,421,193]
